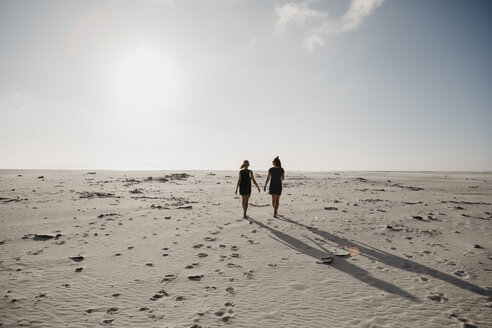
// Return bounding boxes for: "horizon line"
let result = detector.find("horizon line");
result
[1,168,491,174]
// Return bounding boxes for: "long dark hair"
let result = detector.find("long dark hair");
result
[273,156,281,168]
[240,160,249,169]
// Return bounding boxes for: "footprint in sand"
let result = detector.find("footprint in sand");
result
[454,270,470,279]
[161,274,177,282]
[150,290,168,300]
[243,270,255,280]
[27,248,44,255]
[227,262,242,268]
[185,263,200,269]
[427,293,448,303]
[147,313,165,320]
[214,302,236,322]
[106,307,119,314]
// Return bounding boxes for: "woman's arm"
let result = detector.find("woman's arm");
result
[281,173,285,181]
[250,170,260,192]
[235,172,241,195]
[264,171,271,192]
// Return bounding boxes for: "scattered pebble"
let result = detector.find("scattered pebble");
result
[69,256,84,262]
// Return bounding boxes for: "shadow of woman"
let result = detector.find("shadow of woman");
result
[250,218,420,303]
[275,215,491,298]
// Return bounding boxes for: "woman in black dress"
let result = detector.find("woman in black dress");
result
[264,156,285,218]
[235,160,260,219]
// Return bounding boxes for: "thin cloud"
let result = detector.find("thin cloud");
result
[274,1,328,33]
[275,0,385,51]
[304,33,324,51]
[341,0,385,32]
[12,92,32,111]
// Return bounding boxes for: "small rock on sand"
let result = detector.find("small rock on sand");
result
[33,234,61,241]
[316,256,333,264]
[69,256,84,262]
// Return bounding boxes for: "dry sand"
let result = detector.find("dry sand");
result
[0,170,491,327]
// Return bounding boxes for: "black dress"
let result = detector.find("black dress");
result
[268,167,284,195]
[239,169,251,196]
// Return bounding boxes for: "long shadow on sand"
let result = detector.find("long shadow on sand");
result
[250,217,420,302]
[266,215,491,298]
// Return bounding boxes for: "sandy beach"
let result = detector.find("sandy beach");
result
[0,170,491,327]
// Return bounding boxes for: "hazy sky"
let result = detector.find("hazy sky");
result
[1,0,491,171]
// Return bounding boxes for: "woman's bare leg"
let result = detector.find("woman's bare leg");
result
[271,195,275,217]
[242,195,250,218]
[241,196,246,217]
[245,195,250,218]
[273,195,280,217]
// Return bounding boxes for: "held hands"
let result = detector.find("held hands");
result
[257,186,261,193]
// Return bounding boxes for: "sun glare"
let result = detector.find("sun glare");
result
[110,47,181,111]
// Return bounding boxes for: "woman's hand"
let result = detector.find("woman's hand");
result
[263,186,266,192]
[257,186,260,193]
[235,189,238,195]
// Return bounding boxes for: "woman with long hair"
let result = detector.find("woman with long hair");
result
[264,156,285,218]
[235,160,260,219]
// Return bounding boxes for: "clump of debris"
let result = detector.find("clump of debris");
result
[77,191,120,199]
[123,173,190,187]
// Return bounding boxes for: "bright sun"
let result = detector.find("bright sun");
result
[110,48,180,110]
